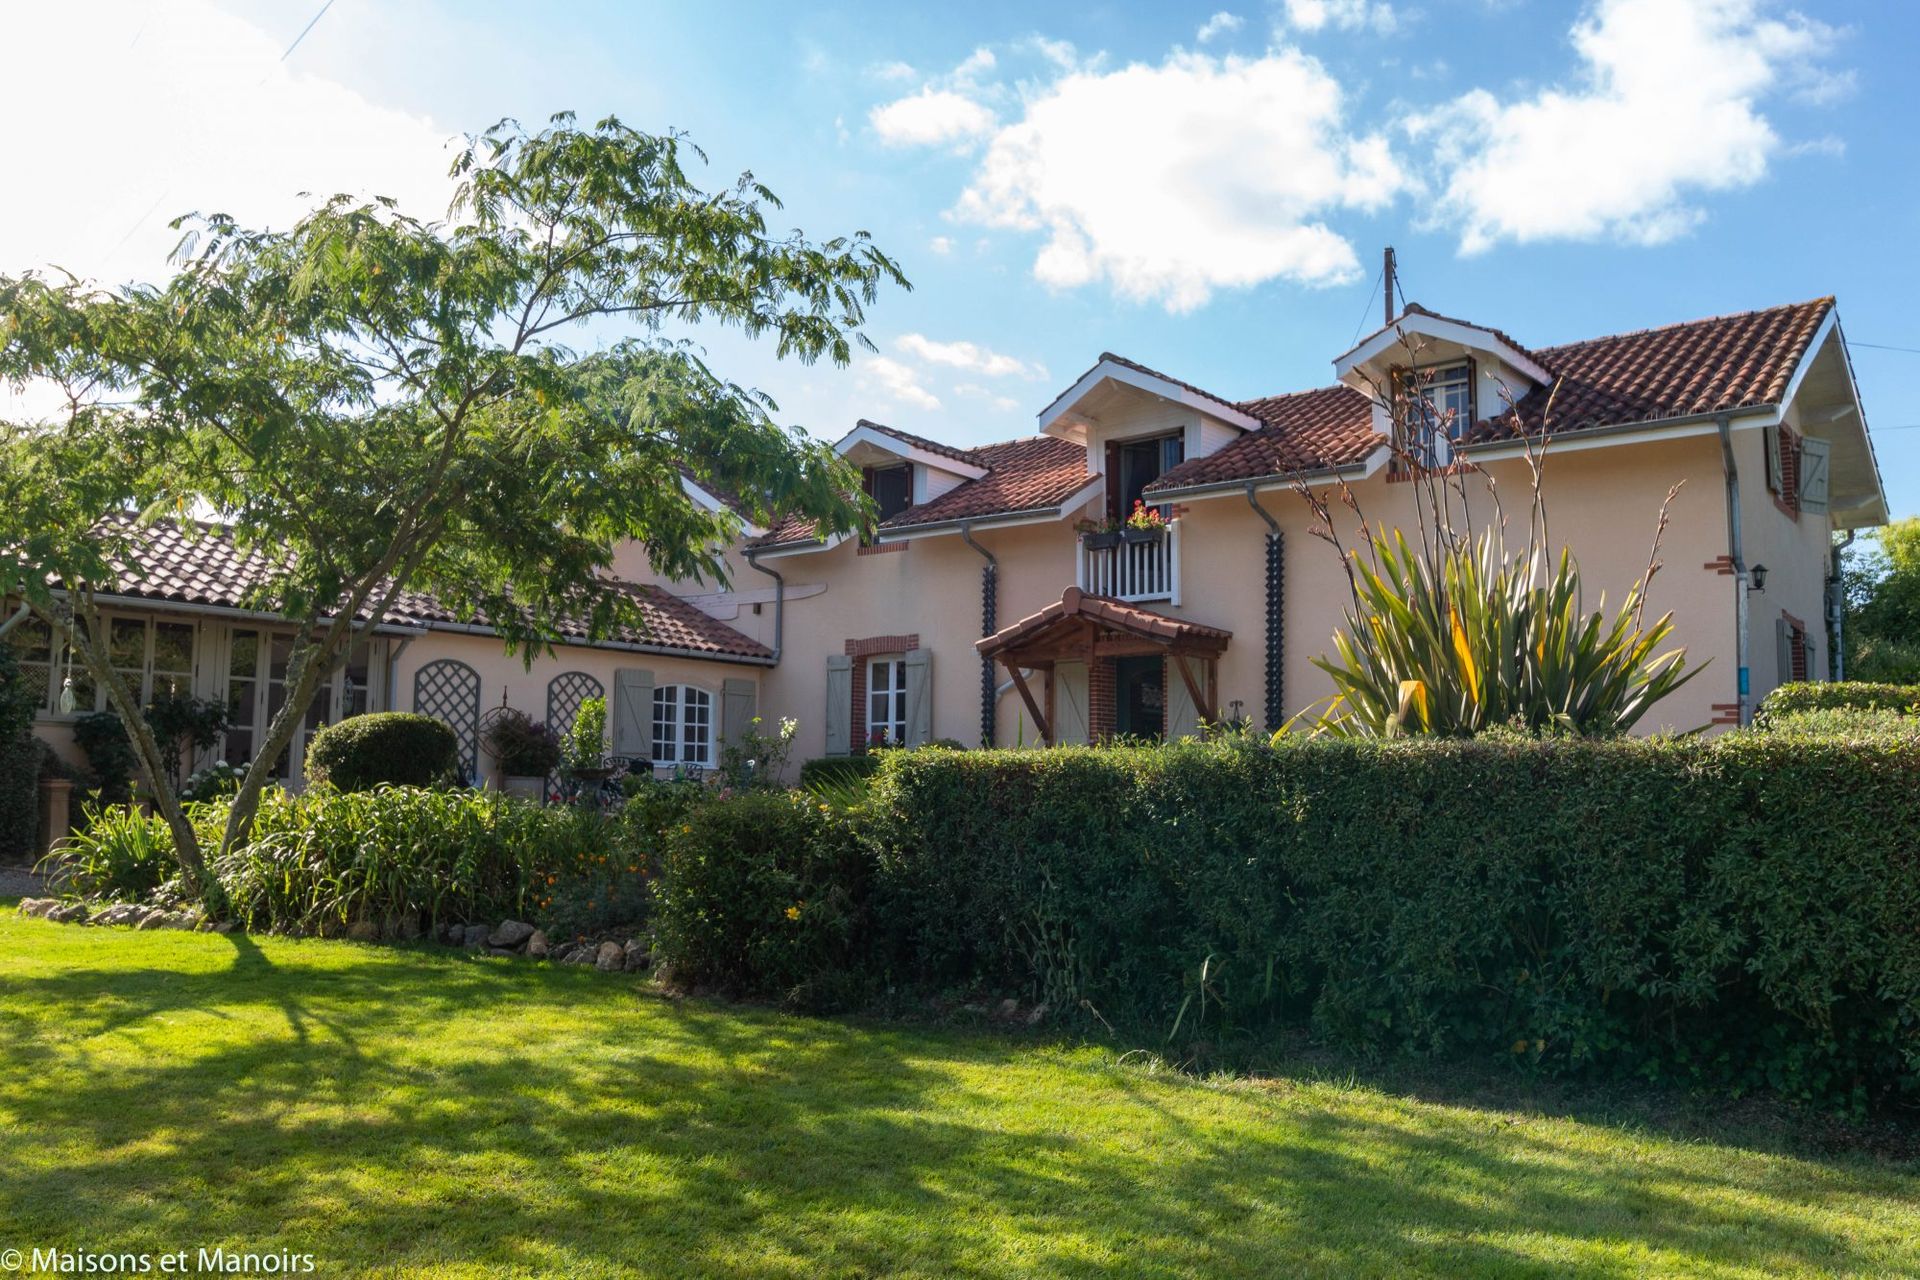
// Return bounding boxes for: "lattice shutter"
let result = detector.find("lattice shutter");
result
[546,671,604,739]
[413,659,482,781]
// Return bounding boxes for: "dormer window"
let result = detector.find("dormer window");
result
[1397,361,1474,467]
[863,464,912,522]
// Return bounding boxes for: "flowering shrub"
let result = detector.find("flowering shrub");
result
[1124,500,1166,532]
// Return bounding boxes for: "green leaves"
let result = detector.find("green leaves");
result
[1301,522,1701,738]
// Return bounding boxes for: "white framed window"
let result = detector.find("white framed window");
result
[11,612,198,718]
[868,657,907,747]
[652,684,715,768]
[5,614,56,715]
[1399,361,1473,466]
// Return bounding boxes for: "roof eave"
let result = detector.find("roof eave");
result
[1037,357,1262,438]
[874,478,1106,542]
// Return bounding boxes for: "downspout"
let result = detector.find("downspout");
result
[959,523,998,747]
[1829,530,1856,681]
[744,550,785,664]
[1716,415,1751,725]
[383,636,415,711]
[1245,484,1284,733]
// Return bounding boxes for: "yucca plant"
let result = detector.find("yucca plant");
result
[1300,521,1698,737]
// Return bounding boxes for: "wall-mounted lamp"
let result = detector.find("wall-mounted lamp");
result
[1748,563,1768,593]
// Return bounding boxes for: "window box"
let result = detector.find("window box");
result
[1084,530,1121,551]
[1121,526,1165,545]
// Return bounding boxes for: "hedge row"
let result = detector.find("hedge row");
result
[656,734,1920,1108]
[1756,680,1920,725]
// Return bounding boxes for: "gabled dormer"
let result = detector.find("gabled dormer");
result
[839,419,989,520]
[1333,304,1553,466]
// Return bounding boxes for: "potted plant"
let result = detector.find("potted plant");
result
[1081,516,1122,551]
[1121,500,1167,543]
[560,695,612,782]
[482,708,562,799]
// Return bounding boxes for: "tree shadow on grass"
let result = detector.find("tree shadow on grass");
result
[0,922,1914,1278]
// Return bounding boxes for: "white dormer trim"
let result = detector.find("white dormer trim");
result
[1038,358,1263,439]
[836,423,989,480]
[751,530,852,561]
[1334,312,1552,390]
[678,474,766,537]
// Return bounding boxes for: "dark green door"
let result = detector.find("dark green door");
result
[1113,656,1165,740]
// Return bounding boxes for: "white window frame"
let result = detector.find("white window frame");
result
[651,683,716,769]
[867,656,907,748]
[1399,361,1474,467]
[10,610,199,721]
[222,628,376,781]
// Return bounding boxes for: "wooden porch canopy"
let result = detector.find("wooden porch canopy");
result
[975,586,1231,745]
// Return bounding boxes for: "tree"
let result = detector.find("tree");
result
[1842,516,1920,682]
[0,113,904,901]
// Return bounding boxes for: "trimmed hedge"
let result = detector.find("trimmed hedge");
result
[306,713,458,792]
[1756,680,1920,727]
[653,735,1920,1107]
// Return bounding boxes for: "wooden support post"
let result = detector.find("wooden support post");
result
[1173,654,1211,726]
[1007,664,1052,745]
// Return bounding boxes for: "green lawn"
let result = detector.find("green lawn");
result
[1,906,1915,1279]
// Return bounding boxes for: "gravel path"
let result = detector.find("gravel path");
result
[0,865,45,898]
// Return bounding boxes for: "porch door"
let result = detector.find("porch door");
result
[1112,655,1165,740]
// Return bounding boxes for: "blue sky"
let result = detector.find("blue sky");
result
[5,1,1915,517]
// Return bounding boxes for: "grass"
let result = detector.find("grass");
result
[1,905,1916,1279]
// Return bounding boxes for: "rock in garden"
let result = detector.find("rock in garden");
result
[385,915,422,942]
[50,903,91,924]
[997,998,1020,1020]
[210,921,238,934]
[17,898,55,918]
[346,920,380,943]
[488,920,535,949]
[92,903,140,927]
[624,940,650,972]
[135,908,172,930]
[594,941,625,972]
[461,924,491,949]
[562,945,597,965]
[526,930,550,959]
[1026,1003,1049,1027]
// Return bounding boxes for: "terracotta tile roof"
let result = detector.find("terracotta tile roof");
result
[1149,297,1836,493]
[1488,297,1834,438]
[978,586,1231,660]
[83,515,771,661]
[749,434,1094,548]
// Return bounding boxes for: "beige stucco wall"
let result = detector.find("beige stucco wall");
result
[1734,413,1838,695]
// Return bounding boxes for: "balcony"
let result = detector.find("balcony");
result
[1077,522,1181,604]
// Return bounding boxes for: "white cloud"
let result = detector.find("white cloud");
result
[928,235,955,255]
[1197,12,1245,43]
[859,355,941,410]
[870,88,998,147]
[0,0,455,285]
[950,49,1405,311]
[868,59,919,83]
[896,334,1046,380]
[1281,0,1398,34]
[956,384,1022,413]
[1409,0,1842,253]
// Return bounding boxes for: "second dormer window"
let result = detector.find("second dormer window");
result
[1398,361,1474,466]
[863,464,912,522]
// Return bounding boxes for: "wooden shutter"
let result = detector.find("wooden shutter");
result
[721,677,757,750]
[824,655,852,757]
[1054,661,1091,746]
[1775,619,1794,687]
[1763,425,1783,494]
[1799,436,1831,514]
[903,648,933,746]
[1166,658,1202,740]
[612,667,655,761]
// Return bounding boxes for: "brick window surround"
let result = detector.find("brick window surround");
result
[846,634,918,749]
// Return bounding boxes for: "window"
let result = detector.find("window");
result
[864,465,913,523]
[652,684,714,768]
[1398,362,1474,467]
[224,629,261,766]
[105,616,196,706]
[868,657,907,747]
[6,616,54,714]
[1107,433,1185,520]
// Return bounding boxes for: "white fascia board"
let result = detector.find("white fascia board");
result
[1335,314,1552,386]
[1789,309,1888,527]
[1036,360,1262,437]
[874,477,1108,543]
[750,531,851,561]
[677,473,766,537]
[835,423,988,480]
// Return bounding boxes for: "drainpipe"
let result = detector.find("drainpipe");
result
[960,522,998,747]
[1716,415,1751,725]
[1829,530,1856,681]
[744,550,784,664]
[383,636,415,712]
[1245,483,1284,733]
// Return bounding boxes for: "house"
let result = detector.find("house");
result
[12,296,1887,795]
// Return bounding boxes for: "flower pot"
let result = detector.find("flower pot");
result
[567,766,615,782]
[503,775,547,801]
[1121,527,1163,544]
[1084,531,1121,550]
